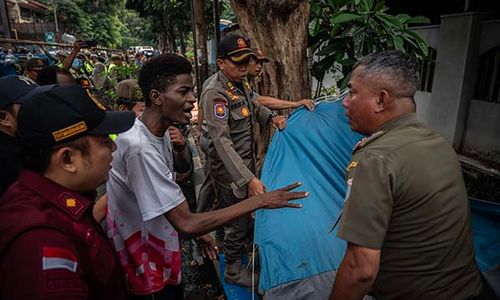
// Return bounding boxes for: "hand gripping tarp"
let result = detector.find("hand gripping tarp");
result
[255,98,500,298]
[255,99,363,293]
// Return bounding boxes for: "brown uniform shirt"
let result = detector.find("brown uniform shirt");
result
[201,71,272,196]
[338,113,482,299]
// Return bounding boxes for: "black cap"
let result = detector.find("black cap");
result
[0,75,53,109]
[252,48,270,63]
[217,34,254,64]
[17,85,135,148]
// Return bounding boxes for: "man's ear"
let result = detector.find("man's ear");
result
[375,90,390,113]
[51,147,78,174]
[118,104,127,112]
[149,89,163,106]
[216,58,224,70]
[0,110,14,128]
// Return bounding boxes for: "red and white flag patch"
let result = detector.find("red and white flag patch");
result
[42,247,78,273]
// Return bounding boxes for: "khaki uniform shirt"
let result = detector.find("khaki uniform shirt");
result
[201,71,272,196]
[338,113,482,299]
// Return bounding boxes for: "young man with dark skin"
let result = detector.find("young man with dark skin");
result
[0,85,136,299]
[106,53,308,299]
[329,51,482,300]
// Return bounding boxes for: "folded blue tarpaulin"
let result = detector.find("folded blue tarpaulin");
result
[255,99,363,292]
[255,98,500,295]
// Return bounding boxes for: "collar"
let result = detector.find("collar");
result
[378,113,418,132]
[352,113,418,153]
[18,170,92,221]
[217,71,252,97]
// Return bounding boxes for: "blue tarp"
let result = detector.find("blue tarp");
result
[255,98,500,293]
[255,99,363,291]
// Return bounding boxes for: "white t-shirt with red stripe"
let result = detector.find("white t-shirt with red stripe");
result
[106,119,184,295]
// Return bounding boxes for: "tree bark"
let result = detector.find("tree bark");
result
[194,0,209,84]
[229,0,310,172]
[159,14,176,53]
[229,0,311,100]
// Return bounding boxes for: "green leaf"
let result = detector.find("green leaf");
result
[309,18,321,37]
[354,0,362,5]
[396,14,411,24]
[393,36,404,51]
[331,12,361,24]
[408,16,430,24]
[360,0,374,12]
[406,30,429,57]
[311,1,321,15]
[375,12,403,29]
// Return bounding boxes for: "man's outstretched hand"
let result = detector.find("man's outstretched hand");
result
[252,182,308,209]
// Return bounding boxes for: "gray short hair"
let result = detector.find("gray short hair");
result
[354,50,420,98]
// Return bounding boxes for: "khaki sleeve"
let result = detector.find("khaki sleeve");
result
[202,90,255,188]
[252,98,273,127]
[337,152,394,249]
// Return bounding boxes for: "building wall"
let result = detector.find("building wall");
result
[413,14,500,162]
[463,100,500,160]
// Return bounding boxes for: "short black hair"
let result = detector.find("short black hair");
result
[354,50,420,98]
[22,136,90,173]
[138,53,192,106]
[25,58,44,70]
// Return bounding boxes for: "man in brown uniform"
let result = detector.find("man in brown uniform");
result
[329,51,482,300]
[201,34,284,287]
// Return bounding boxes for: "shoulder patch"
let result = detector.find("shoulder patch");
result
[214,103,228,119]
[42,247,78,272]
[57,192,85,216]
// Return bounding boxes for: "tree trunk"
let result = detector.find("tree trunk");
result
[229,0,310,172]
[179,31,187,56]
[229,0,310,100]
[194,0,209,84]
[158,14,177,52]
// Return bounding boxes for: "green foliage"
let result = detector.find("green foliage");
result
[42,0,153,49]
[120,10,157,49]
[309,0,430,90]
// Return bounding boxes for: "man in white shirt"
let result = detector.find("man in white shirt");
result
[106,53,308,299]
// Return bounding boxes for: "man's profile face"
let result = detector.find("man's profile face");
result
[158,73,196,125]
[218,59,248,83]
[248,58,263,78]
[73,135,116,192]
[343,66,379,135]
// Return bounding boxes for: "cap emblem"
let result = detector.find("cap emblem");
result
[52,121,88,142]
[237,38,247,48]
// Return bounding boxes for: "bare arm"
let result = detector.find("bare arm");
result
[62,41,85,70]
[92,194,108,223]
[166,182,308,238]
[329,242,380,300]
[257,96,315,111]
